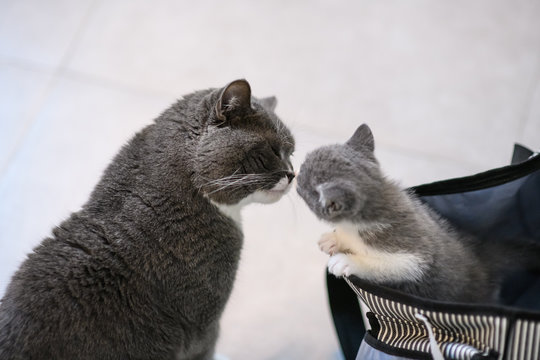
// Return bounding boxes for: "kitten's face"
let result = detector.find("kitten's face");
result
[195,80,295,205]
[296,124,382,223]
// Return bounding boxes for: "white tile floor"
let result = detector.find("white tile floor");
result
[1,1,539,359]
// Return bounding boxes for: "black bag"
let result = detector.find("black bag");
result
[327,145,540,360]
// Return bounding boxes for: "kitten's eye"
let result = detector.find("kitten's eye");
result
[271,146,280,158]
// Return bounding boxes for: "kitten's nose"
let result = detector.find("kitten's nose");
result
[286,172,295,183]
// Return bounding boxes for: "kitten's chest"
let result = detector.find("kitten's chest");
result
[334,222,380,255]
[333,222,426,283]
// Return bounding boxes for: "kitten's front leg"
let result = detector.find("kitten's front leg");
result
[327,253,359,277]
[318,231,339,255]
[320,230,358,277]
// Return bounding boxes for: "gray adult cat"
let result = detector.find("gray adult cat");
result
[0,79,295,360]
[296,124,539,303]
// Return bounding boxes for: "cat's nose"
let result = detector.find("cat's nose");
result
[286,172,295,183]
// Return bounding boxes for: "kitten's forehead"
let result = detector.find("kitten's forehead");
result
[299,146,340,180]
[307,145,349,167]
[299,144,365,187]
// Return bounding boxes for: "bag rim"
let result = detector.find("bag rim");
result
[346,275,540,319]
[409,153,540,197]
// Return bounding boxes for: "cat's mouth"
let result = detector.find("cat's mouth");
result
[250,175,294,204]
[266,177,292,194]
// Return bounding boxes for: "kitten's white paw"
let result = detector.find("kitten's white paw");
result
[327,253,355,277]
[318,231,338,255]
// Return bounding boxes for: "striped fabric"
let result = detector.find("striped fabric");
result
[345,277,540,360]
[506,320,540,360]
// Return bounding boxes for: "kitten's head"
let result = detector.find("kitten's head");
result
[296,124,384,223]
[194,79,295,205]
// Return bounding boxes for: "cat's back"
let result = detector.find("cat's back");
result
[0,213,145,359]
[0,211,204,359]
[0,189,243,359]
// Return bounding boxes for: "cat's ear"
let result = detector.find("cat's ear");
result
[346,124,375,153]
[259,96,277,112]
[215,79,252,122]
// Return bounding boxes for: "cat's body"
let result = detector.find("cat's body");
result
[296,124,535,303]
[319,200,493,302]
[0,80,295,360]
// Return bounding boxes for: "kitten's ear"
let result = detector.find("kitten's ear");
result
[346,124,375,153]
[259,96,277,112]
[215,79,252,122]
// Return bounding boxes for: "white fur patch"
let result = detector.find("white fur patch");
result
[328,221,426,283]
[249,176,292,204]
[212,176,291,224]
[316,184,327,207]
[213,201,244,225]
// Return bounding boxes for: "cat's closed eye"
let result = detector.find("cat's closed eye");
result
[254,154,270,171]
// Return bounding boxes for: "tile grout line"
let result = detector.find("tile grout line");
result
[0,55,61,75]
[0,0,101,186]
[377,141,480,172]
[516,1,540,146]
[55,0,101,75]
[290,123,482,172]
[517,60,540,146]
[0,48,176,103]
[0,76,57,187]
[0,0,16,24]
[53,0,181,102]
[60,68,179,100]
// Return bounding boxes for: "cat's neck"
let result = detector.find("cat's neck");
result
[209,191,267,226]
[211,201,243,225]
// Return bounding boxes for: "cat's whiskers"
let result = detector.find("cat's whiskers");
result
[203,174,268,187]
[201,170,287,195]
[204,176,270,195]
[207,181,261,195]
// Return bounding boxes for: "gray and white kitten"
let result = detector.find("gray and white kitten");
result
[0,79,295,360]
[296,124,536,303]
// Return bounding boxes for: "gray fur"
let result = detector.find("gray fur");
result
[0,79,295,359]
[297,124,505,303]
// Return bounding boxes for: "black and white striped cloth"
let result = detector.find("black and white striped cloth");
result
[345,277,540,360]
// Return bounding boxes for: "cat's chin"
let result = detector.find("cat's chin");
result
[254,177,292,204]
[211,178,292,222]
[250,187,290,204]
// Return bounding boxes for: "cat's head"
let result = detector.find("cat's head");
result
[296,124,384,223]
[194,79,295,206]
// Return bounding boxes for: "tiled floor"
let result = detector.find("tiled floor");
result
[1,1,539,359]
